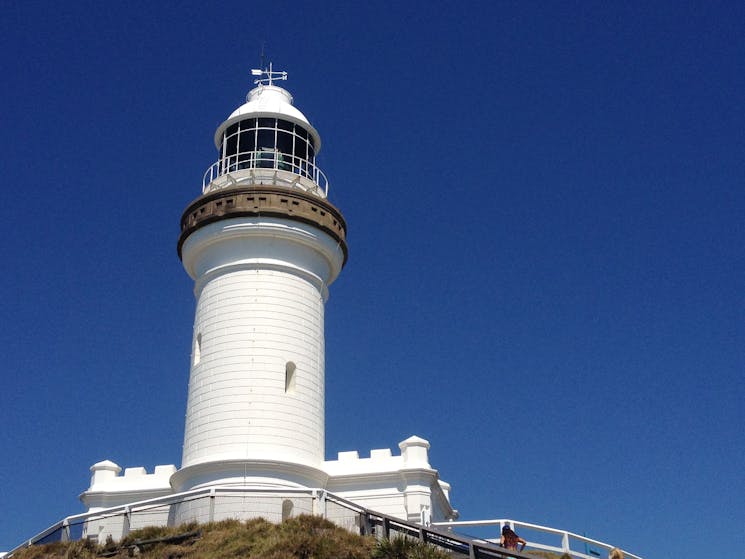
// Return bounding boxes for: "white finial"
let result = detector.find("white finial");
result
[250,62,287,86]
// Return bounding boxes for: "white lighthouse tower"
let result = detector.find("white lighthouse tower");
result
[171,66,347,499]
[79,68,456,532]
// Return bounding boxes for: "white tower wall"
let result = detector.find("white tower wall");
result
[177,216,344,490]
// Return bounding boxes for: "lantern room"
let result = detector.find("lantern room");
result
[202,70,328,198]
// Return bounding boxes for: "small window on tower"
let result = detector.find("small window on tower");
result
[193,334,202,366]
[285,361,296,393]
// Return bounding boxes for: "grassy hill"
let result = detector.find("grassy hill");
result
[9,515,451,559]
[10,515,573,559]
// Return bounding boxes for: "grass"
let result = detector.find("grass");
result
[10,515,377,559]
[371,536,451,559]
[9,516,573,559]
[523,552,572,559]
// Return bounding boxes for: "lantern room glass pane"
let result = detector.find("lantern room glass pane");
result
[225,133,238,157]
[293,138,307,160]
[257,129,274,150]
[276,131,293,157]
[257,149,276,168]
[239,129,256,153]
[215,117,320,180]
[240,118,256,131]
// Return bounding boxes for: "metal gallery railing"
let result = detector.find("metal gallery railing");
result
[202,150,329,197]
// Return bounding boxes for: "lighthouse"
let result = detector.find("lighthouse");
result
[79,68,455,533]
[171,66,347,498]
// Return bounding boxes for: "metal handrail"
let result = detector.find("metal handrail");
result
[202,151,329,197]
[5,488,639,559]
[431,518,641,559]
[6,487,322,556]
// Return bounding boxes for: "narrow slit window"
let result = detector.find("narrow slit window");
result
[193,334,202,366]
[285,361,296,393]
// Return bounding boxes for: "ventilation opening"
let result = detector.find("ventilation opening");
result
[282,499,294,521]
[285,361,296,393]
[193,334,202,366]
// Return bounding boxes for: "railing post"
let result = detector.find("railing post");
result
[360,512,372,536]
[122,507,131,539]
[317,490,327,519]
[61,520,70,542]
[209,487,216,523]
[562,531,570,553]
[420,506,431,527]
[382,517,390,539]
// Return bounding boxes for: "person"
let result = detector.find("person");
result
[609,548,624,559]
[500,525,527,552]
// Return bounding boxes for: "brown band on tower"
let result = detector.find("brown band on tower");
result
[178,186,348,264]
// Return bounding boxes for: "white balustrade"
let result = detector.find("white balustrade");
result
[202,151,329,197]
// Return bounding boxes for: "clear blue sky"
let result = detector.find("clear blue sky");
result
[1,2,742,557]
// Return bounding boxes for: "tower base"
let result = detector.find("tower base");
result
[79,436,457,542]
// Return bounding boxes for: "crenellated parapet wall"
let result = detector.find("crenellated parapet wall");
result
[81,461,176,512]
[78,435,457,540]
[324,436,458,524]
[324,436,431,475]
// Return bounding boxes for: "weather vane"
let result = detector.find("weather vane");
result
[251,62,287,86]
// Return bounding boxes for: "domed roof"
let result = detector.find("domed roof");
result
[213,84,321,152]
[232,85,308,123]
